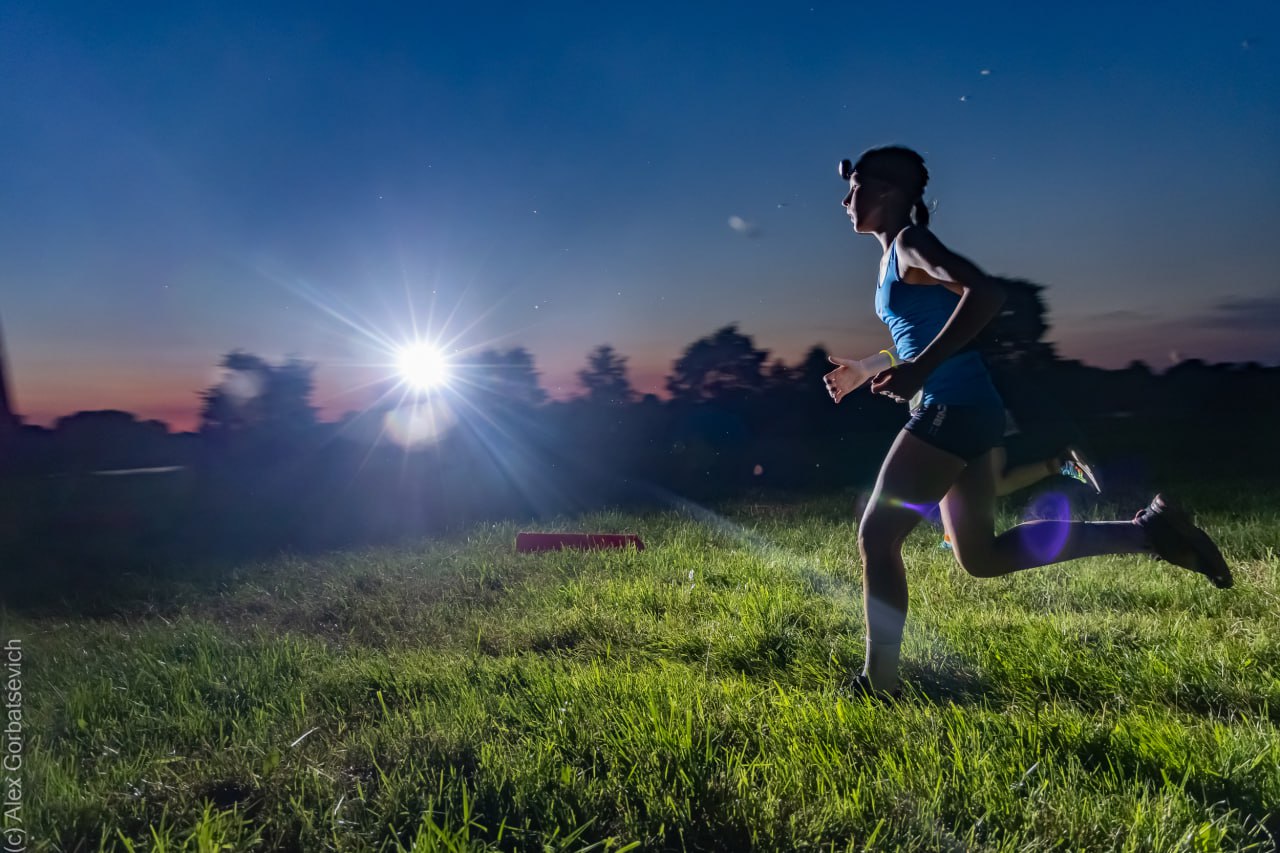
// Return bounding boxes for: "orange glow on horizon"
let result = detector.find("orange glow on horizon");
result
[15,331,1272,434]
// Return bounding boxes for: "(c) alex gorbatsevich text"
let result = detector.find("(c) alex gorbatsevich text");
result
[3,639,24,853]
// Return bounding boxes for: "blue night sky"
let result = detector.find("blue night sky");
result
[2,1,1278,429]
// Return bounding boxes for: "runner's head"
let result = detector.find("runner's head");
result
[840,146,930,233]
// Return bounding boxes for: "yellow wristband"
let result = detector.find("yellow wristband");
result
[879,349,898,368]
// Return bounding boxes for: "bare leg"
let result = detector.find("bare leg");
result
[941,449,1147,578]
[997,446,1102,497]
[995,446,1057,497]
[858,430,967,690]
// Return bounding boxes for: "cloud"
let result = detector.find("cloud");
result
[1066,294,1280,335]
[1080,309,1148,324]
[1053,294,1280,367]
[1201,294,1280,330]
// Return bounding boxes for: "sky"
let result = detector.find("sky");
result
[2,1,1278,431]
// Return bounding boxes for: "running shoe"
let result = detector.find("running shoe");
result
[1133,494,1233,589]
[1059,447,1102,494]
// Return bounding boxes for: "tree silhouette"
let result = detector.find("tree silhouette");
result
[198,351,317,436]
[666,324,770,402]
[53,410,171,471]
[764,357,796,390]
[469,347,548,407]
[976,277,1058,369]
[796,346,835,390]
[577,345,634,405]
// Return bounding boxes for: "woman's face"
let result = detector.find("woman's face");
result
[842,172,889,233]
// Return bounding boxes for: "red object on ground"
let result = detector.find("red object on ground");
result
[515,532,645,553]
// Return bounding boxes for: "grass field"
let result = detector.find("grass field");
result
[5,488,1279,851]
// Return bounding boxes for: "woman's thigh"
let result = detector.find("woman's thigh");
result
[861,430,969,547]
[938,448,999,571]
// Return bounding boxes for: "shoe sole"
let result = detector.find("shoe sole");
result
[1067,448,1102,494]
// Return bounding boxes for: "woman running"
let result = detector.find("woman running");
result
[823,145,1233,698]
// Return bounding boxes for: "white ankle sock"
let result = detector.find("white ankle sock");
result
[862,637,901,692]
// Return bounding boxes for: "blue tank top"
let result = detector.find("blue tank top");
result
[875,237,1002,408]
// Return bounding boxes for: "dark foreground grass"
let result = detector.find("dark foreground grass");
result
[5,490,1279,851]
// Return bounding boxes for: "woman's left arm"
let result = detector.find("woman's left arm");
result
[894,225,1006,372]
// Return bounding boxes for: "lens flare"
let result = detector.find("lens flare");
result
[397,342,450,391]
[217,369,264,405]
[383,396,456,447]
[1019,491,1072,562]
[880,496,938,519]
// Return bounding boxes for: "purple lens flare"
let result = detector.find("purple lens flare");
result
[1019,490,1072,563]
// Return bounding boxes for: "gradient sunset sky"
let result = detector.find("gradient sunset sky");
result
[2,1,1278,430]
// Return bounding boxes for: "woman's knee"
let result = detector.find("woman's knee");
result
[858,508,910,556]
[950,538,999,578]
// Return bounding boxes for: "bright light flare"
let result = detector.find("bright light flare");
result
[384,397,456,447]
[397,342,450,391]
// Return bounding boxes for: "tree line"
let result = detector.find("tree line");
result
[2,279,1278,578]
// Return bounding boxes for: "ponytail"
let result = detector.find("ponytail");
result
[912,196,930,226]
